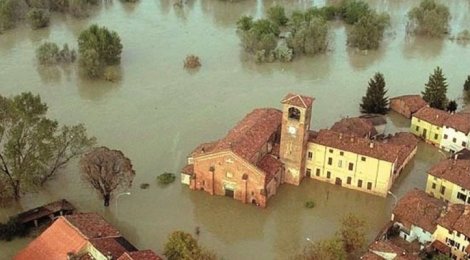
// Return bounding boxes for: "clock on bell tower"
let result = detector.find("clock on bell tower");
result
[279,93,314,186]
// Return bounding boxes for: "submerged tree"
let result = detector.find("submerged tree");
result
[464,75,470,91]
[27,8,50,29]
[78,24,123,78]
[0,92,95,202]
[297,238,346,260]
[287,16,329,56]
[340,0,371,25]
[446,100,457,113]
[422,66,448,110]
[347,12,390,50]
[80,146,135,207]
[360,72,389,114]
[337,214,366,257]
[407,0,450,37]
[267,5,288,26]
[164,231,217,260]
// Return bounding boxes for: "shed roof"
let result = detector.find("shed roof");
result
[390,95,428,113]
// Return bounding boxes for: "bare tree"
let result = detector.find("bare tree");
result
[80,146,135,207]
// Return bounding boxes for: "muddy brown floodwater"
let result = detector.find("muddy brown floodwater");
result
[1,0,470,259]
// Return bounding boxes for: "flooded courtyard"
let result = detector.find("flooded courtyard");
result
[1,0,470,259]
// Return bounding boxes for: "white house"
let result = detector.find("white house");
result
[441,113,470,153]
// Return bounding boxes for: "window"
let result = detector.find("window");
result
[338,160,343,168]
[453,138,457,143]
[340,151,344,156]
[288,107,301,120]
[434,134,439,140]
[347,177,352,185]
[226,172,233,178]
[329,149,333,153]
[444,134,448,139]
[306,168,311,177]
[348,163,354,171]
[463,141,467,147]
[358,180,363,188]
[415,125,419,131]
[361,157,366,162]
[367,182,372,190]
[440,186,446,195]
[316,168,321,176]
[432,183,436,189]
[308,152,313,160]
[328,157,333,165]
[457,192,467,202]
[468,197,470,204]
[327,171,331,179]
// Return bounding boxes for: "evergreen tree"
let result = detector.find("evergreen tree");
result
[422,66,448,110]
[464,75,470,91]
[360,72,389,114]
[446,100,457,113]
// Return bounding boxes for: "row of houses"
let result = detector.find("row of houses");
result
[363,150,470,260]
[181,93,418,207]
[390,94,470,154]
[15,212,161,260]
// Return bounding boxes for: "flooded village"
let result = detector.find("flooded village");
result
[1,0,470,259]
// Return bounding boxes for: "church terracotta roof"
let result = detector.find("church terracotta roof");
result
[200,108,282,164]
[444,112,470,134]
[281,93,314,108]
[65,213,121,239]
[190,141,218,157]
[428,159,470,190]
[392,189,446,233]
[437,204,470,238]
[256,154,282,183]
[311,130,401,163]
[181,164,194,175]
[15,217,88,260]
[330,117,377,138]
[118,250,162,260]
[413,107,450,126]
[391,95,428,113]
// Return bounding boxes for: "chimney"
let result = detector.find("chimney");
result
[369,142,374,149]
[339,133,343,139]
[201,147,205,153]
[350,137,354,142]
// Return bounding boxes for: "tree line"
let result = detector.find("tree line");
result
[360,67,467,114]
[236,0,463,63]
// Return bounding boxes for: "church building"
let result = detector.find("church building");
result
[181,93,416,207]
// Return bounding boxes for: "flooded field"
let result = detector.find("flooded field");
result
[0,0,469,259]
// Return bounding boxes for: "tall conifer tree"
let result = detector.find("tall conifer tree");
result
[360,72,389,114]
[422,66,448,110]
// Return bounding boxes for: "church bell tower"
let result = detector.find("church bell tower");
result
[279,93,313,186]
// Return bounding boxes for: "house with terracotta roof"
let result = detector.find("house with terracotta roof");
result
[425,159,470,205]
[390,95,428,119]
[182,93,419,206]
[15,213,161,260]
[305,130,417,197]
[410,107,450,146]
[440,113,470,153]
[391,189,446,244]
[432,204,470,260]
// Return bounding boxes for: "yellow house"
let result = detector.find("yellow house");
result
[306,130,417,197]
[410,107,450,146]
[425,159,470,204]
[432,204,470,260]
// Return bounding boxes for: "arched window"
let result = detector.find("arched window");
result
[288,107,301,120]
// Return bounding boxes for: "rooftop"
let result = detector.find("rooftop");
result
[17,199,75,224]
[392,189,446,233]
[428,159,470,190]
[437,204,470,238]
[413,107,450,126]
[65,213,121,239]
[15,217,87,260]
[330,117,377,138]
[391,95,428,113]
[256,154,283,183]
[311,129,401,163]
[195,108,282,164]
[281,93,314,108]
[444,112,470,134]
[89,237,136,259]
[118,250,163,260]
